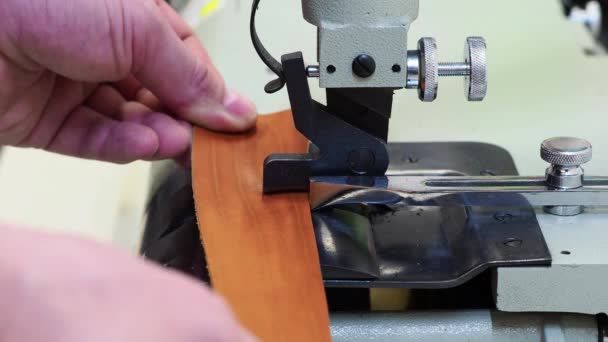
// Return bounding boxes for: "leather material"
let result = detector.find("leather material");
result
[191,111,331,341]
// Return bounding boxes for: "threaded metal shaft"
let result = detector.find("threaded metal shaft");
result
[438,62,471,77]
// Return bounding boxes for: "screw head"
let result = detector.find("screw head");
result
[503,238,523,248]
[352,54,376,78]
[348,148,376,174]
[494,212,514,223]
[541,137,592,166]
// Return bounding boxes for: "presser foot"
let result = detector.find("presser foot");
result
[263,52,391,193]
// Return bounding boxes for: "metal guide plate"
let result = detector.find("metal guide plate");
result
[314,142,551,288]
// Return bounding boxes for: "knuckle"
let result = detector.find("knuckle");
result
[187,61,213,98]
[171,60,216,111]
[188,62,225,107]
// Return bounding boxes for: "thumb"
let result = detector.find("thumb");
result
[128,1,256,132]
[1,0,256,132]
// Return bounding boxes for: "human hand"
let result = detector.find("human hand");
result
[0,226,257,342]
[0,0,256,163]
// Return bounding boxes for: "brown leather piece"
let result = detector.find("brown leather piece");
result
[191,111,331,341]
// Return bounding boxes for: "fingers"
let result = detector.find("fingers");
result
[86,85,161,119]
[112,77,163,111]
[135,88,164,112]
[84,85,191,162]
[18,81,191,163]
[5,0,256,133]
[45,105,190,163]
[46,105,158,163]
[16,76,98,149]
[86,84,128,116]
[113,75,143,101]
[126,0,256,132]
[0,225,258,342]
[135,113,192,160]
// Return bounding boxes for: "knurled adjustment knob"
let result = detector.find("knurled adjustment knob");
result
[541,137,592,167]
[417,38,438,102]
[464,37,487,102]
[412,37,487,102]
[541,137,592,216]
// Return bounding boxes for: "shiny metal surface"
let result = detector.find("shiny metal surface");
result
[405,50,420,89]
[464,37,487,101]
[312,142,550,288]
[545,165,585,189]
[310,175,608,209]
[384,142,519,177]
[316,203,549,288]
[543,205,583,216]
[306,65,320,77]
[417,37,439,101]
[541,137,592,215]
[438,62,471,76]
[541,137,593,167]
[410,37,487,101]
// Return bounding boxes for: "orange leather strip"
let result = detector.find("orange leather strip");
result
[191,111,331,341]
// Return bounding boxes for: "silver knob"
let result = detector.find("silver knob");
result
[541,137,592,216]
[463,37,487,102]
[541,137,593,167]
[408,37,488,102]
[417,37,439,102]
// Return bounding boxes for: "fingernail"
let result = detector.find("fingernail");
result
[223,90,257,120]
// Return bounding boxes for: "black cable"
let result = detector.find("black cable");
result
[250,0,286,93]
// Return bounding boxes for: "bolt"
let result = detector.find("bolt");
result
[438,62,471,77]
[306,65,320,77]
[348,148,375,174]
[352,54,376,78]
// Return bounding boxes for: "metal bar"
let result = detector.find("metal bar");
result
[425,175,608,188]
[309,175,608,209]
[306,65,320,77]
[438,62,471,76]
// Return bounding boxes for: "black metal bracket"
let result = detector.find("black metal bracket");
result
[263,52,393,193]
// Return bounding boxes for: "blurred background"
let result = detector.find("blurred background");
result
[2,0,607,253]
